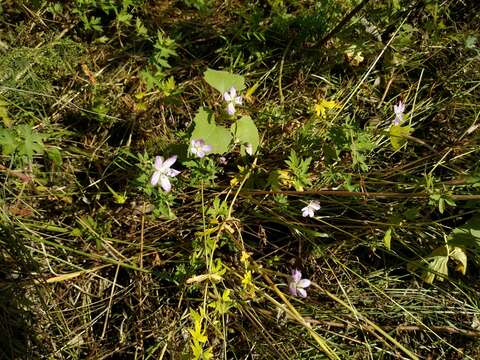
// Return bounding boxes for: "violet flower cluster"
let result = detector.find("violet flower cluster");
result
[151,87,245,191]
[223,86,242,115]
[190,139,212,158]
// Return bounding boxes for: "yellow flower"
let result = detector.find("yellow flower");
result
[314,99,339,118]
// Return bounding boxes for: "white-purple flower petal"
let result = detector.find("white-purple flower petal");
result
[151,154,180,192]
[227,102,236,116]
[163,155,177,169]
[151,171,161,186]
[297,279,311,288]
[203,144,212,152]
[190,139,212,158]
[297,288,307,298]
[292,269,302,283]
[154,156,163,170]
[160,175,171,192]
[289,282,297,296]
[310,201,320,210]
[224,86,242,115]
[167,168,180,177]
[288,269,311,298]
[394,100,405,115]
[301,201,320,218]
[393,100,405,125]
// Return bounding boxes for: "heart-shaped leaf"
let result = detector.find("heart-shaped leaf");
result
[190,108,232,154]
[230,115,259,155]
[389,124,413,150]
[204,68,245,94]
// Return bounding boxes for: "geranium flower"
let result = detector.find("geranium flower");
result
[289,269,311,298]
[301,201,320,218]
[223,86,242,115]
[151,155,180,192]
[393,100,405,125]
[190,139,212,158]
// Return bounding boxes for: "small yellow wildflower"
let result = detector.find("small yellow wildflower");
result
[314,99,339,118]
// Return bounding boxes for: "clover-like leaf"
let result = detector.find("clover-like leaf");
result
[449,246,467,275]
[230,115,259,155]
[204,68,245,94]
[190,108,232,154]
[409,244,468,284]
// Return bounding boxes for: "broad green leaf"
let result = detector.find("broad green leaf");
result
[389,124,413,150]
[230,116,259,155]
[191,108,232,154]
[204,68,245,94]
[448,215,480,250]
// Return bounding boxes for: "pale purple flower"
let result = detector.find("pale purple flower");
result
[219,156,228,165]
[289,269,311,298]
[190,139,212,158]
[151,155,180,192]
[393,100,405,125]
[301,201,320,217]
[223,86,242,115]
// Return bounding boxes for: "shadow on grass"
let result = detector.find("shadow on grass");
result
[0,225,40,359]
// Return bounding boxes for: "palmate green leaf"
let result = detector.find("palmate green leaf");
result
[16,124,44,160]
[230,116,259,155]
[204,68,245,94]
[0,128,18,155]
[191,108,231,154]
[389,124,413,150]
